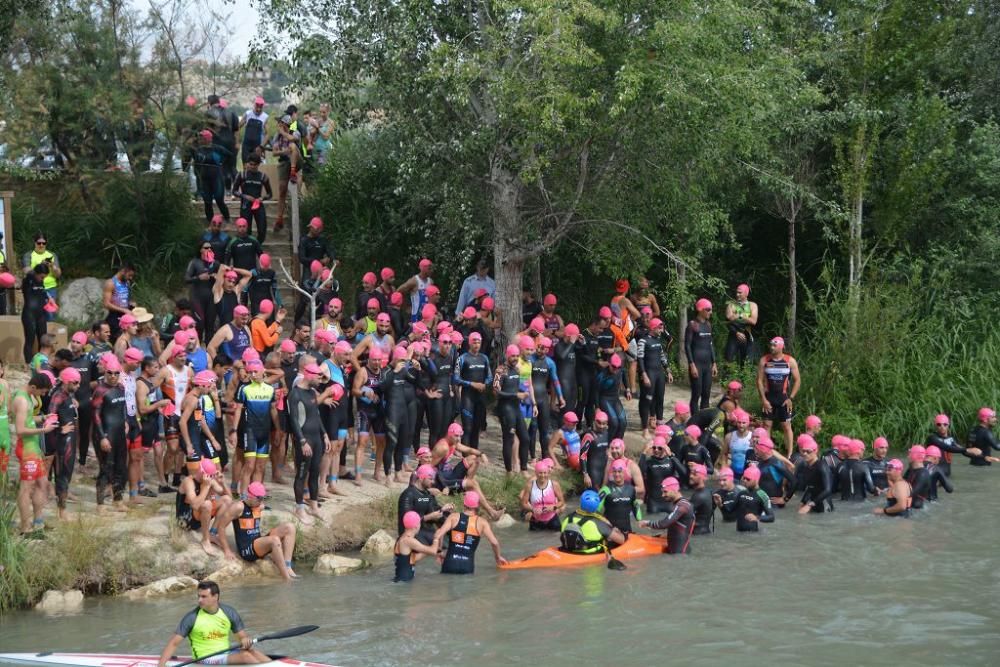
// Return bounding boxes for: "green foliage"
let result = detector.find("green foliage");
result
[0,477,33,614]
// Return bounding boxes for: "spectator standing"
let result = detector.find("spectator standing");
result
[455,258,496,316]
[22,233,61,321]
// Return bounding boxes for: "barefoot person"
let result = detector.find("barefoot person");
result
[13,373,57,533]
[157,580,270,667]
[433,491,508,573]
[92,357,130,514]
[393,511,440,582]
[177,456,235,557]
[218,481,298,581]
[519,458,566,530]
[49,367,80,520]
[287,362,329,524]
[430,422,503,519]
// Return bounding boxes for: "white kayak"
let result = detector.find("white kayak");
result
[0,655,340,667]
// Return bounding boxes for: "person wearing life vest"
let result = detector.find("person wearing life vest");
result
[157,580,269,667]
[559,489,626,554]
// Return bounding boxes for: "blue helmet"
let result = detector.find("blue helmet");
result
[580,489,601,513]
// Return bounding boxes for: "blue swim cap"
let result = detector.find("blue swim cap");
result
[580,490,601,513]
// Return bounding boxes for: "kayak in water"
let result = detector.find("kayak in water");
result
[499,533,667,570]
[0,655,341,667]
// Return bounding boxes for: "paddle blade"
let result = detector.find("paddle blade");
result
[258,625,320,642]
[607,556,626,571]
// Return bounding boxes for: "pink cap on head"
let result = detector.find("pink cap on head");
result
[200,458,218,476]
[755,438,774,452]
[179,315,196,330]
[304,363,324,376]
[481,297,495,311]
[308,216,323,231]
[243,348,261,362]
[330,383,345,402]
[695,298,712,312]
[247,481,267,498]
[59,367,82,384]
[529,317,545,333]
[436,320,451,332]
[211,214,224,224]
[979,407,996,421]
[258,299,274,315]
[219,98,228,109]
[593,410,608,423]
[505,344,520,358]
[718,467,735,480]
[234,305,250,318]
[925,445,942,459]
[368,348,385,361]
[124,347,145,363]
[426,285,440,297]
[310,260,323,275]
[363,272,377,285]
[563,411,580,424]
[727,380,742,391]
[418,258,433,270]
[465,332,480,343]
[390,346,407,362]
[797,435,818,452]
[463,491,480,508]
[450,331,464,345]
[416,447,431,457]
[519,335,536,351]
[328,297,343,311]
[543,293,557,306]
[564,323,580,337]
[610,460,627,473]
[849,439,865,457]
[462,307,477,319]
[376,313,391,325]
[674,401,690,415]
[661,477,680,492]
[119,314,137,327]
[254,96,265,105]
[742,466,761,483]
[908,445,926,462]
[832,434,850,451]
[194,370,216,387]
[279,339,296,354]
[753,427,769,440]
[654,425,672,439]
[334,340,353,355]
[71,331,88,345]
[185,95,197,107]
[245,360,264,372]
[737,283,750,295]
[641,306,653,316]
[598,306,613,320]
[421,303,437,320]
[534,459,552,473]
[609,354,622,369]
[685,425,702,439]
[173,330,189,347]
[402,511,421,529]
[648,436,666,449]
[224,270,238,282]
[690,463,708,478]
[410,341,426,356]
[934,414,949,426]
[258,253,271,269]
[474,288,488,299]
[539,336,552,349]
[873,436,889,449]
[199,129,213,140]
[610,438,625,451]
[770,336,785,348]
[379,291,398,308]
[366,297,380,311]
[102,354,122,372]
[805,415,822,430]
[732,409,750,424]
[886,459,904,472]
[416,464,436,480]
[649,318,663,330]
[235,218,248,228]
[447,422,464,437]
[412,322,428,336]
[314,329,335,344]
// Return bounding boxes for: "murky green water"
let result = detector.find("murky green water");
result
[3,470,1000,666]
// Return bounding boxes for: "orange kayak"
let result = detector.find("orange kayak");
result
[499,533,668,570]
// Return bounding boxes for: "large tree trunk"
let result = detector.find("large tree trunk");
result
[490,162,526,347]
[676,261,687,368]
[787,211,797,347]
[528,255,543,302]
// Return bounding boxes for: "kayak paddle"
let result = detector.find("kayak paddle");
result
[172,625,319,667]
[604,545,626,571]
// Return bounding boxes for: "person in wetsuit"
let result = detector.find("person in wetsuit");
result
[92,358,129,511]
[873,459,911,517]
[530,339,564,459]
[865,436,890,493]
[493,344,534,473]
[795,436,834,514]
[454,332,490,450]
[904,445,932,510]
[639,435,684,514]
[434,491,507,573]
[223,219,263,272]
[383,346,420,481]
[966,407,1000,466]
[574,314,607,428]
[838,439,875,501]
[924,445,954,501]
[582,410,611,489]
[676,425,714,486]
[712,467,743,523]
[288,362,329,524]
[49,367,80,520]
[734,466,774,532]
[636,317,673,434]
[232,154,273,243]
[597,353,629,440]
[926,413,978,476]
[598,460,642,534]
[185,245,220,343]
[554,324,580,419]
[394,510,440,582]
[353,348,388,483]
[398,464,453,545]
[639,477,695,554]
[688,463,715,534]
[755,438,795,506]
[684,298,717,411]
[426,334,457,444]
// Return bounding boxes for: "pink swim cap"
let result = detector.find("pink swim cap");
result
[124,347,145,363]
[534,459,552,473]
[447,423,464,437]
[674,401,690,415]
[755,438,774,452]
[934,414,949,426]
[610,460,627,473]
[609,353,622,369]
[598,306,613,320]
[690,463,708,478]
[661,477,680,492]
[873,436,889,449]
[796,434,818,452]
[468,332,482,342]
[848,439,865,457]
[450,332,464,345]
[519,335,536,351]
[769,336,785,348]
[119,313,137,327]
[194,370,217,387]
[235,218,248,228]
[366,297,380,311]
[376,313,391,325]
[805,415,822,430]
[732,409,750,425]
[71,331,88,345]
[652,436,668,448]
[505,344,520,358]
[718,467,735,480]
[380,267,395,281]
[481,297,495,311]
[59,367,82,384]
[695,298,712,312]
[886,459,904,472]
[685,425,702,439]
[463,491,480,508]
[392,346,408,362]
[303,363,324,377]
[649,318,663,330]
[389,291,403,306]
[539,336,552,349]
[426,285,440,297]
[402,511,421,530]
[259,299,274,315]
[421,303,437,320]
[908,445,926,462]
[179,315,196,330]
[0,272,15,289]
[416,447,431,457]
[462,307,477,319]
[654,425,672,439]
[727,380,742,391]
[200,458,218,476]
[753,427,769,440]
[563,411,579,424]
[832,435,850,452]
[259,254,271,269]
[245,360,264,372]
[416,464,436,480]
[925,445,942,459]
[610,438,625,451]
[234,305,250,318]
[280,339,296,353]
[564,323,580,337]
[247,481,268,498]
[543,293,557,307]
[737,283,750,295]
[418,258,433,270]
[242,348,260,362]
[363,272,377,285]
[979,407,996,421]
[314,329,335,344]
[334,340,353,355]
[595,410,609,422]
[742,466,761,483]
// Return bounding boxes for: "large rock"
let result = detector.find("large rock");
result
[124,576,198,600]
[314,554,367,575]
[35,589,84,613]
[206,558,284,582]
[493,513,516,529]
[361,529,395,555]
[58,278,105,325]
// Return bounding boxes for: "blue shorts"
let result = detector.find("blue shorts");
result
[242,431,270,458]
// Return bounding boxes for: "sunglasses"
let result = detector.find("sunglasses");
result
[36,241,47,246]
[106,371,121,376]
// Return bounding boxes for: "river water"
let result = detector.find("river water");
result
[3,470,1000,667]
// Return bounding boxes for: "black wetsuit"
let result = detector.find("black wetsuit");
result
[864,456,889,492]
[821,450,844,496]
[715,485,744,522]
[797,459,834,512]
[676,441,713,487]
[925,433,966,477]
[688,407,725,464]
[598,482,639,534]
[639,452,684,513]
[494,363,531,472]
[683,318,715,410]
[554,339,577,418]
[966,425,1000,466]
[583,430,611,489]
[838,459,875,501]
[92,381,127,503]
[247,269,279,317]
[596,366,626,440]
[529,354,558,458]
[427,348,456,444]
[757,456,795,502]
[646,498,695,554]
[409,357,434,453]
[72,352,97,466]
[689,487,715,534]
[397,483,441,545]
[926,463,953,501]
[225,235,263,272]
[637,331,668,426]
[574,327,601,426]
[20,273,47,364]
[904,466,931,509]
[454,352,490,449]
[734,486,774,532]
[288,384,324,505]
[232,169,272,243]
[383,362,419,474]
[48,387,78,508]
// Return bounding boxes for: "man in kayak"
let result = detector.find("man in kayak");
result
[157,580,269,667]
[560,489,626,554]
